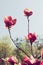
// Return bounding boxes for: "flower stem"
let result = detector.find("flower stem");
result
[27,16,29,34]
[31,43,34,57]
[8,28,30,57]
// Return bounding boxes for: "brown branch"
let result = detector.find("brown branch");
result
[8,28,30,57]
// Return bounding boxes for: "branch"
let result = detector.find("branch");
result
[8,28,30,57]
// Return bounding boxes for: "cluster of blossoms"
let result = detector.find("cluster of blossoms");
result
[1,55,43,65]
[19,55,43,65]
[3,8,43,65]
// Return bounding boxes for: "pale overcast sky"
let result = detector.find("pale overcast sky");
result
[0,0,43,38]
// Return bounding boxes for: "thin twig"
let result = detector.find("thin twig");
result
[27,16,29,34]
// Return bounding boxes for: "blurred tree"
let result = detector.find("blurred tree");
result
[0,36,16,58]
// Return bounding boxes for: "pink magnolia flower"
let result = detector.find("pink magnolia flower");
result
[7,56,18,65]
[4,16,16,28]
[22,56,31,65]
[24,8,33,17]
[27,33,37,43]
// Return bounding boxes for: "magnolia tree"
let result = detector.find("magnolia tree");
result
[2,8,43,65]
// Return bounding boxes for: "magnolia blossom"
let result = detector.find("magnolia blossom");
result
[4,16,16,28]
[7,56,18,65]
[22,55,31,65]
[27,33,37,43]
[24,8,33,17]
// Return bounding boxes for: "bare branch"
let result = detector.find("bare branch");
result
[8,28,30,57]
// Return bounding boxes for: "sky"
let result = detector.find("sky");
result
[0,0,43,39]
